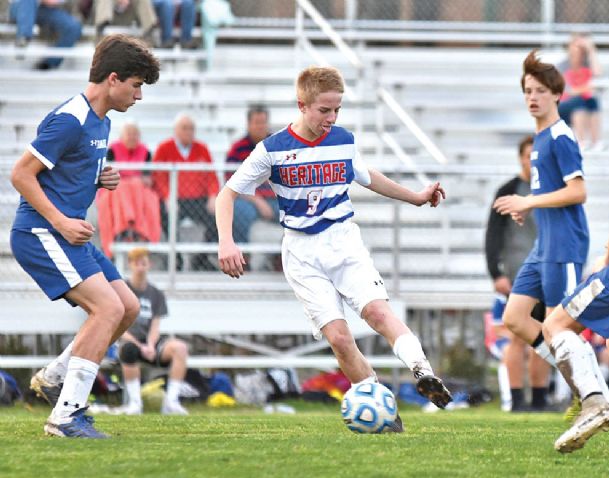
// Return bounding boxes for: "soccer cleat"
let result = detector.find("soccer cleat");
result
[44,407,109,439]
[108,402,143,416]
[563,395,582,423]
[386,413,404,433]
[30,368,63,407]
[161,401,189,415]
[554,394,609,453]
[416,375,453,409]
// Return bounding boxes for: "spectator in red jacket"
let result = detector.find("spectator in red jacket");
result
[107,121,152,184]
[152,113,219,270]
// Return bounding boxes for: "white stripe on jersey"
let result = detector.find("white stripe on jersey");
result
[566,263,577,295]
[563,170,583,182]
[550,120,576,141]
[282,200,354,229]
[55,94,89,126]
[27,144,54,170]
[32,227,82,288]
[272,182,347,203]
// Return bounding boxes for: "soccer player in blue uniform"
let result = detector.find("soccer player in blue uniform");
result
[215,66,453,426]
[10,34,159,438]
[494,51,609,452]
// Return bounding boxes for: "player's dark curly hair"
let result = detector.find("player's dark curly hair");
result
[520,50,565,99]
[89,34,160,84]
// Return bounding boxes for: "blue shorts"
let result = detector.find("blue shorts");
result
[562,267,609,338]
[11,227,121,302]
[512,261,582,307]
[559,96,600,125]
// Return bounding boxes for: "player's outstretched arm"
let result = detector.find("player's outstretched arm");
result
[216,186,246,278]
[11,151,95,245]
[365,169,445,207]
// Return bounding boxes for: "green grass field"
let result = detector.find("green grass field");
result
[1,401,608,478]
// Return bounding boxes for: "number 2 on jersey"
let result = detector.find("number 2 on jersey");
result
[306,190,322,215]
[531,166,540,190]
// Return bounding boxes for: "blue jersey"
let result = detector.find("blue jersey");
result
[226,124,371,234]
[527,120,589,263]
[12,94,110,230]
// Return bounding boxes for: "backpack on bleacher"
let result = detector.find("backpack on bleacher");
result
[0,370,22,406]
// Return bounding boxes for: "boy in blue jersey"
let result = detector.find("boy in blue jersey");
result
[10,34,159,438]
[494,51,609,452]
[216,66,453,425]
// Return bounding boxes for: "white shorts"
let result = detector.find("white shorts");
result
[282,220,389,340]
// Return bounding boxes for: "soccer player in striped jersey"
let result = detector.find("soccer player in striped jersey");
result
[10,34,159,438]
[494,50,609,452]
[216,66,453,422]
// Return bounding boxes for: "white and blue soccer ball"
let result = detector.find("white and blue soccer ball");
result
[341,382,398,434]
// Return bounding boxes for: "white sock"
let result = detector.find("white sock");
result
[497,363,512,412]
[533,341,557,367]
[583,341,609,401]
[551,331,601,400]
[51,356,98,421]
[165,379,183,405]
[125,378,142,407]
[393,333,434,377]
[354,374,378,386]
[553,370,572,403]
[44,340,74,383]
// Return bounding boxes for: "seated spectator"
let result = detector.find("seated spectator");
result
[152,113,219,270]
[10,0,81,70]
[200,0,234,68]
[116,247,190,415]
[94,0,158,45]
[152,0,197,49]
[558,33,603,151]
[107,121,153,184]
[225,105,279,244]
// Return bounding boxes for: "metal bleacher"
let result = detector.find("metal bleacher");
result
[2,3,609,372]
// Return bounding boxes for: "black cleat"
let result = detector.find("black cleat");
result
[386,413,404,433]
[416,375,453,409]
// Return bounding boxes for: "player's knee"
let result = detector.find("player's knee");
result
[174,340,189,358]
[123,295,140,324]
[118,342,140,364]
[501,309,519,332]
[361,300,392,330]
[326,329,355,355]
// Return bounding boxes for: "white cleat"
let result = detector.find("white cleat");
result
[161,401,189,415]
[109,403,143,416]
[554,394,609,453]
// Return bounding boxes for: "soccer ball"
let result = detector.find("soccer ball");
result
[341,382,398,433]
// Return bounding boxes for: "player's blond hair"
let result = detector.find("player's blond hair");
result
[127,247,149,262]
[296,66,345,105]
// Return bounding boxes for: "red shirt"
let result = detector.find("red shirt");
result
[151,138,219,200]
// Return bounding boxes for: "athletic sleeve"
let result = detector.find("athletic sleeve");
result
[28,114,81,170]
[152,287,168,319]
[225,141,272,195]
[352,141,371,186]
[553,134,584,182]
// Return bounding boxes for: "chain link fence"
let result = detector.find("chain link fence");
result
[229,0,609,24]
